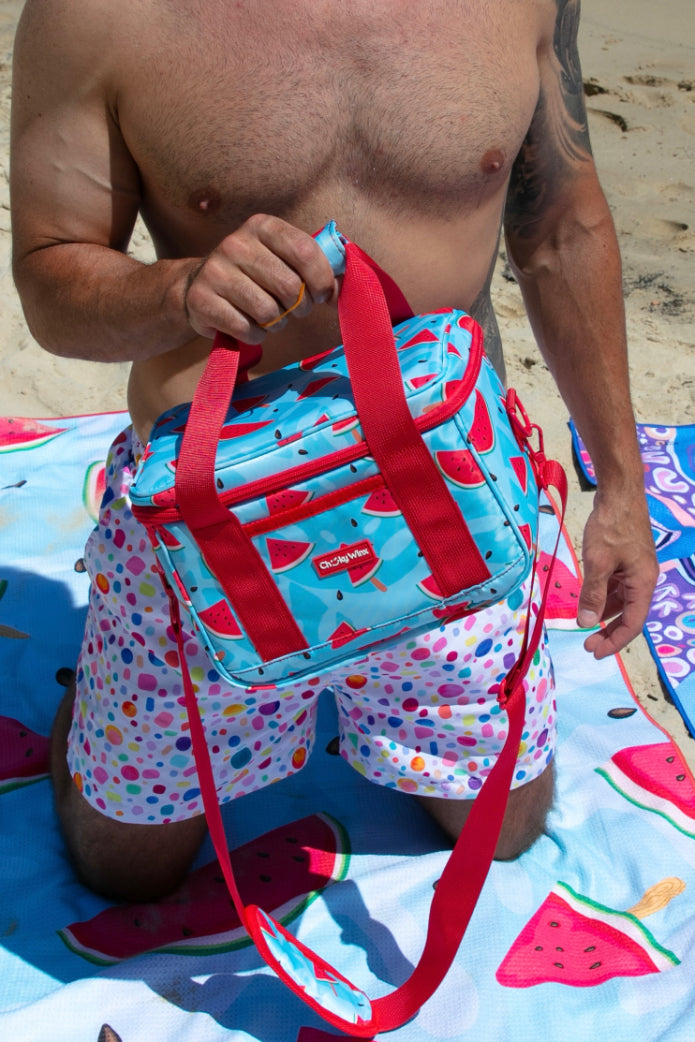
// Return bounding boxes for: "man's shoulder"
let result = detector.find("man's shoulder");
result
[15,0,159,101]
[16,0,151,73]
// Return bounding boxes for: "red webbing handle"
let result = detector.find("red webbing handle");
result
[338,244,490,596]
[174,335,310,662]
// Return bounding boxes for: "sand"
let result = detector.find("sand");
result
[0,1,693,764]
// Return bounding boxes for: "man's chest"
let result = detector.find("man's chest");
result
[119,0,543,226]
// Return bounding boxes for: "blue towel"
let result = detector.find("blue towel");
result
[1,413,694,1042]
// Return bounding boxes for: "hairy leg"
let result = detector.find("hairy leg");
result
[417,763,555,860]
[51,679,208,902]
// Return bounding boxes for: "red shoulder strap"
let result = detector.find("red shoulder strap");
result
[162,463,567,1037]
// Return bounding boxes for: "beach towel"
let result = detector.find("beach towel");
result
[1,412,695,1042]
[571,422,695,739]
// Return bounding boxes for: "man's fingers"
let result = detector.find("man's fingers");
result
[184,215,337,339]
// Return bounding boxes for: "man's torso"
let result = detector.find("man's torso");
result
[102,0,550,436]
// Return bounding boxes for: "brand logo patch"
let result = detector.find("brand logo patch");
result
[313,540,378,579]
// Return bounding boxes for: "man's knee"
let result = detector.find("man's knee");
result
[50,679,207,902]
[494,763,555,860]
[417,762,555,861]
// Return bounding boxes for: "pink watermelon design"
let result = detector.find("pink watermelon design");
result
[198,599,243,640]
[329,621,369,648]
[361,489,401,517]
[297,376,338,400]
[435,449,485,489]
[0,716,50,793]
[300,348,333,370]
[511,455,529,493]
[0,416,68,452]
[468,390,495,453]
[496,881,679,988]
[537,552,582,628]
[405,372,437,391]
[331,415,361,441]
[344,546,386,591]
[220,420,273,439]
[230,393,268,414]
[82,461,107,522]
[417,574,444,601]
[265,489,313,514]
[267,538,314,573]
[596,741,695,837]
[398,328,438,351]
[156,526,184,552]
[59,813,350,963]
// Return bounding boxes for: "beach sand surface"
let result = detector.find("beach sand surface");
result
[0,0,693,765]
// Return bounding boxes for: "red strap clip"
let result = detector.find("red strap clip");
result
[506,389,548,481]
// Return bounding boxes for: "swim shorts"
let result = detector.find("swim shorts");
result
[67,426,556,824]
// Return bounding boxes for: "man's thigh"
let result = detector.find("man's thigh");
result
[416,763,555,858]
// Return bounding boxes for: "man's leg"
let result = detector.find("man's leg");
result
[51,680,207,902]
[416,763,555,859]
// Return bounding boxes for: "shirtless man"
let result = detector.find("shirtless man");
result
[11,0,657,902]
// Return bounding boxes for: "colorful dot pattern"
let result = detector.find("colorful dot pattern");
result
[67,427,556,823]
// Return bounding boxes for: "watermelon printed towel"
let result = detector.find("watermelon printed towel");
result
[1,412,695,1042]
[571,421,695,738]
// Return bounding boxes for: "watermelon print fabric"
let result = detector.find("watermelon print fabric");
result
[2,411,695,1042]
[68,426,555,823]
[571,422,695,738]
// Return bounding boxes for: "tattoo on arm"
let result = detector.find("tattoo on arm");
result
[505,0,593,238]
[470,234,506,385]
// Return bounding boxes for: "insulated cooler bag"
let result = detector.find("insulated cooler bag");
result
[130,222,547,689]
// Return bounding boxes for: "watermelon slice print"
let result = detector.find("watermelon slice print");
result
[344,545,387,592]
[297,376,338,400]
[510,455,529,493]
[267,538,314,573]
[329,621,370,648]
[0,416,68,452]
[331,415,361,442]
[83,461,107,522]
[398,327,438,351]
[537,551,582,628]
[468,390,495,453]
[496,878,683,988]
[361,488,401,517]
[417,574,444,600]
[265,489,314,514]
[435,449,485,489]
[596,741,695,838]
[59,813,350,964]
[0,716,50,794]
[405,372,437,391]
[198,599,243,640]
[220,420,273,439]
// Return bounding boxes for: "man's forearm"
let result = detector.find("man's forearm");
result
[506,189,643,493]
[14,243,198,363]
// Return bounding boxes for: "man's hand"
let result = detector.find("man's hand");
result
[577,489,658,659]
[183,214,339,343]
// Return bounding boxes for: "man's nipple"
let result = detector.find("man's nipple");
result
[188,188,222,215]
[480,149,505,176]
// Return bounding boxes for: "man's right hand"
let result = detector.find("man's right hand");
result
[183,214,339,344]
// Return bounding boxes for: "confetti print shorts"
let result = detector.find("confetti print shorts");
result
[67,426,556,824]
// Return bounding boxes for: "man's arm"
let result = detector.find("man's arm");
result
[504,0,658,657]
[10,1,335,363]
